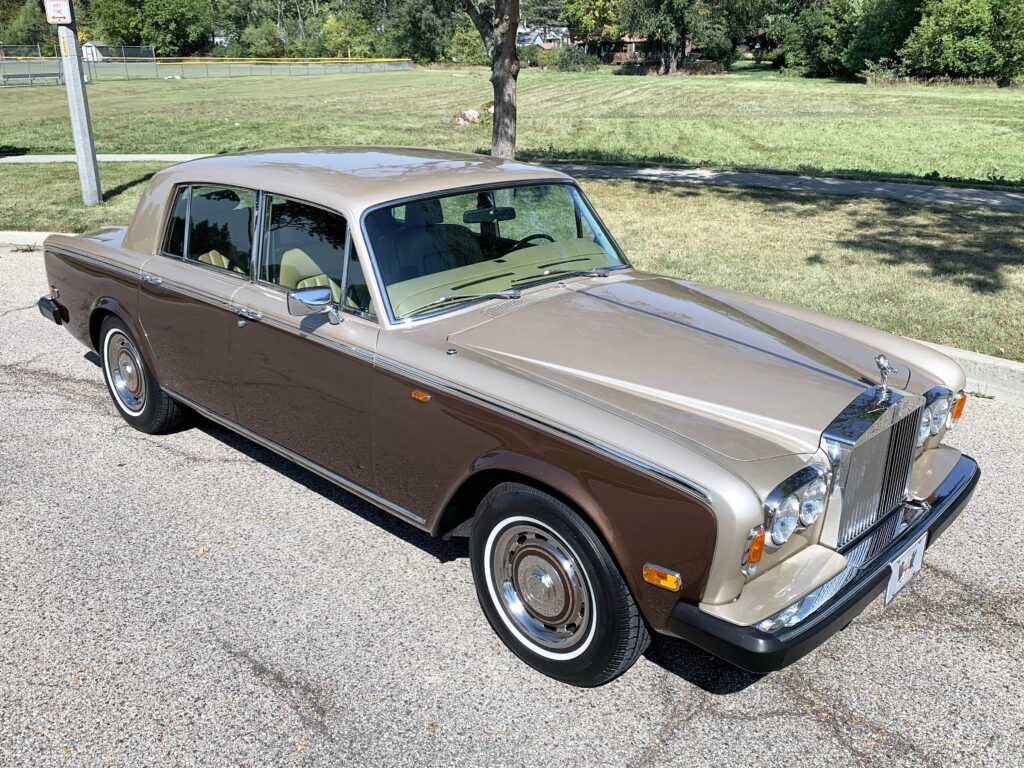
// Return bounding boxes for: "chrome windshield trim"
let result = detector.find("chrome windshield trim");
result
[162,387,426,525]
[358,179,631,326]
[374,358,713,505]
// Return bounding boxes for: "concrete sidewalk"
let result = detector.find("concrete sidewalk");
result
[3,153,1023,213]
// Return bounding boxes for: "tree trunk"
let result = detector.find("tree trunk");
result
[463,1,521,160]
[667,45,678,75]
[490,44,519,159]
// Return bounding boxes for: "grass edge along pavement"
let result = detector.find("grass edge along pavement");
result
[1,161,1021,365]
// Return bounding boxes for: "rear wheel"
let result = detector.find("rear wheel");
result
[100,316,186,434]
[470,482,650,687]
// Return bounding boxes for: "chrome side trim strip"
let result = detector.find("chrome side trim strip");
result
[163,387,427,526]
[244,311,375,362]
[374,358,713,505]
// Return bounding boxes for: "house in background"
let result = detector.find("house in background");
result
[516,25,572,49]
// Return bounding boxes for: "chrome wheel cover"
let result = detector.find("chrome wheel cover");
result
[488,520,593,653]
[104,329,146,414]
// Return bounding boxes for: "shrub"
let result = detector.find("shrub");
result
[447,14,489,65]
[536,49,559,68]
[556,45,598,71]
[842,0,921,75]
[899,0,1000,79]
[519,44,542,67]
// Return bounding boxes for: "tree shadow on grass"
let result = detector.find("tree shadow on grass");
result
[600,178,1024,294]
[0,145,30,157]
[513,148,1024,192]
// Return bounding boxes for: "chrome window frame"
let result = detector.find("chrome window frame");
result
[358,179,632,326]
[157,182,260,282]
[254,191,377,322]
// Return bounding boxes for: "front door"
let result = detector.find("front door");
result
[138,184,257,420]
[229,194,378,490]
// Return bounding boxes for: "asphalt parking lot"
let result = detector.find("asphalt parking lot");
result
[2,245,1022,767]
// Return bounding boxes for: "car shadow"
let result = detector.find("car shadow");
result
[193,417,468,564]
[643,634,764,694]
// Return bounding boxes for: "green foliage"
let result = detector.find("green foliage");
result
[899,0,1023,83]
[841,0,920,75]
[238,19,284,57]
[322,11,376,58]
[92,0,144,45]
[0,0,53,46]
[140,0,212,56]
[556,44,598,70]
[537,48,559,67]
[785,0,857,78]
[447,13,488,65]
[519,43,543,66]
[562,0,618,38]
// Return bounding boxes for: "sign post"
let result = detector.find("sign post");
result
[45,0,101,206]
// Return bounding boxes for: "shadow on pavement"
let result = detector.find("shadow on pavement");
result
[643,634,764,694]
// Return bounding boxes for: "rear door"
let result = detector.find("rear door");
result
[138,184,257,420]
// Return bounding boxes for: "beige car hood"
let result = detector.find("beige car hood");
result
[448,275,911,461]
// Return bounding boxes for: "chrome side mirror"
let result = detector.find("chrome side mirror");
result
[287,286,333,316]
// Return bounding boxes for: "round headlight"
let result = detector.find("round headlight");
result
[930,397,950,435]
[917,405,932,447]
[770,494,800,545]
[800,477,828,526]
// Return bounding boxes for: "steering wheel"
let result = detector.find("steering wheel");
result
[505,233,554,253]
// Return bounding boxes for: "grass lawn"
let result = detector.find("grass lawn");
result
[1,63,1023,186]
[4,162,1021,362]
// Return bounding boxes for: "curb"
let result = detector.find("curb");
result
[0,231,62,247]
[3,232,1021,406]
[915,339,1024,408]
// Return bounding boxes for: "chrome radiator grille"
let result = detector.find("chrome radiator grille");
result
[836,405,922,548]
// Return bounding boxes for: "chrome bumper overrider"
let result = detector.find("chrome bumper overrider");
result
[664,454,980,673]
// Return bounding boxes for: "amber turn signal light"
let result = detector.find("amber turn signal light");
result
[747,529,766,565]
[411,390,432,403]
[951,392,967,420]
[643,563,682,592]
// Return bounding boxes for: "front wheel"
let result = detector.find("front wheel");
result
[100,316,186,434]
[470,482,650,687]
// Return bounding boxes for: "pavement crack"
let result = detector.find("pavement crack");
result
[0,303,34,318]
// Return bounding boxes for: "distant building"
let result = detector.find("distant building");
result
[81,41,104,61]
[516,25,572,49]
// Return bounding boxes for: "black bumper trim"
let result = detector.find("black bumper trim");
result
[664,454,980,674]
[38,295,63,325]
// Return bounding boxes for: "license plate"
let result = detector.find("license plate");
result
[885,533,928,605]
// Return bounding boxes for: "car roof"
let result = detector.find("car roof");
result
[153,146,573,212]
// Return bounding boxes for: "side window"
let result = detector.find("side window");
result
[343,251,375,317]
[261,195,347,301]
[162,186,188,257]
[186,186,255,275]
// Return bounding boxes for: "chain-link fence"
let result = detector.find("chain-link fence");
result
[1,49,410,86]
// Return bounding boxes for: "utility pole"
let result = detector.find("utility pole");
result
[45,0,101,206]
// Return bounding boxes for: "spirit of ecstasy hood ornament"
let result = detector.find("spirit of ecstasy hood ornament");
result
[875,353,898,392]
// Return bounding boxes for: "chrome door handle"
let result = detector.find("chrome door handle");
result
[235,307,263,321]
[140,274,163,285]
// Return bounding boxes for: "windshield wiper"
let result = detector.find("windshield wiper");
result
[403,290,521,318]
[512,266,621,285]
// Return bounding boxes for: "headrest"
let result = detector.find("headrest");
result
[405,199,443,227]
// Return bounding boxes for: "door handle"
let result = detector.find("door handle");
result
[235,307,263,321]
[140,274,163,285]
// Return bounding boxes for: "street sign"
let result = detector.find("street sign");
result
[43,1,73,25]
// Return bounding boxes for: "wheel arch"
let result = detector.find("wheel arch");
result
[88,298,162,380]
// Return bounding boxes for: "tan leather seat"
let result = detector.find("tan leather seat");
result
[279,248,341,302]
[197,249,246,273]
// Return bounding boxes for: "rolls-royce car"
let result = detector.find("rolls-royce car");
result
[37,147,980,687]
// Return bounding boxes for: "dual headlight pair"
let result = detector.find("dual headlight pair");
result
[917,391,966,448]
[742,465,831,577]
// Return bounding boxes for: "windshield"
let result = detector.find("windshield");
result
[363,183,629,320]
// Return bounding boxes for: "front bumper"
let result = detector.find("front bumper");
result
[664,453,980,674]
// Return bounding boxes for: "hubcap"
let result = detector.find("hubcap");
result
[490,522,591,651]
[106,331,146,412]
